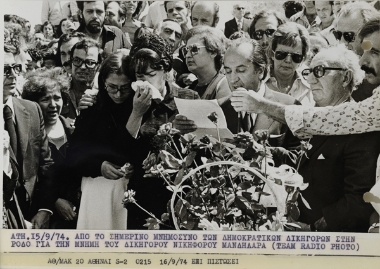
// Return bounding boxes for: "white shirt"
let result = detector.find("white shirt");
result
[235,17,243,30]
[241,82,266,127]
[4,97,15,124]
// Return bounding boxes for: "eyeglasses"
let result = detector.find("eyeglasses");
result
[105,83,132,94]
[252,29,276,40]
[181,44,206,56]
[333,30,355,43]
[301,65,347,80]
[274,51,303,63]
[4,64,22,77]
[236,7,245,10]
[72,57,98,69]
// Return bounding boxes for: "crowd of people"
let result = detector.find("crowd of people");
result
[2,1,380,233]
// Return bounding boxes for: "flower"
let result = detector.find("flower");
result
[198,219,230,231]
[207,112,218,124]
[123,190,136,205]
[157,122,180,136]
[300,140,312,152]
[254,129,269,142]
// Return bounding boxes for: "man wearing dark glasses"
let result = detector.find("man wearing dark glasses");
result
[224,3,251,39]
[332,2,379,101]
[67,38,101,118]
[249,10,286,49]
[230,18,380,139]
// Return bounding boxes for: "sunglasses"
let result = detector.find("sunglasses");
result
[105,83,132,94]
[301,65,347,80]
[181,44,206,56]
[236,7,245,10]
[4,64,22,77]
[333,30,355,43]
[253,29,276,40]
[72,57,98,69]
[274,51,303,63]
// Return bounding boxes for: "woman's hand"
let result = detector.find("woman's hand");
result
[132,87,152,117]
[55,198,77,221]
[121,163,134,179]
[101,161,125,180]
[78,93,96,111]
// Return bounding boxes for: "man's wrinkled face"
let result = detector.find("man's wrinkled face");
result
[83,1,105,34]
[191,3,217,27]
[224,43,262,92]
[158,21,182,53]
[359,31,380,86]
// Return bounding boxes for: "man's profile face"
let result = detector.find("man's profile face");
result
[336,12,364,55]
[359,31,380,86]
[105,1,124,28]
[191,3,216,27]
[158,21,182,52]
[82,1,105,34]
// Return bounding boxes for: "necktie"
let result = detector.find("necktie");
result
[238,21,242,30]
[3,105,18,157]
[242,113,253,133]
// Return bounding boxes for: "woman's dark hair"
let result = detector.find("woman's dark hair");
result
[130,33,173,73]
[134,25,151,41]
[269,22,310,60]
[56,18,69,38]
[97,51,134,108]
[282,1,304,18]
[42,21,55,37]
[22,68,70,103]
[185,25,228,72]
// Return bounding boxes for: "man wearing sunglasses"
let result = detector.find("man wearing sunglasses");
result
[224,3,251,39]
[249,10,286,49]
[266,22,314,107]
[332,2,379,101]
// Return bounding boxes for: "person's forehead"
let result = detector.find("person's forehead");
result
[84,1,105,10]
[225,44,253,64]
[337,12,363,32]
[61,38,80,51]
[315,1,332,8]
[73,47,99,59]
[255,16,278,29]
[276,41,303,52]
[311,54,334,67]
[187,35,204,45]
[162,21,182,33]
[363,31,380,52]
[168,1,186,8]
[193,3,214,16]
[4,52,16,65]
[106,2,119,11]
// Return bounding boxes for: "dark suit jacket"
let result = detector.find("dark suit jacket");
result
[224,17,251,38]
[221,86,300,148]
[11,97,55,220]
[298,131,380,232]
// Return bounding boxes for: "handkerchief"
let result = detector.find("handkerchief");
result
[317,154,325,160]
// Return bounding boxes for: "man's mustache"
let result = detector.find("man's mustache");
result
[63,60,71,67]
[361,65,377,76]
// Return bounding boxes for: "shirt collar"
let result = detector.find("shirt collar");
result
[3,97,15,123]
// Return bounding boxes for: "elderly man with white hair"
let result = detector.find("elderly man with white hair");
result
[264,45,380,232]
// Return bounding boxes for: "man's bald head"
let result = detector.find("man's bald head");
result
[191,2,219,27]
